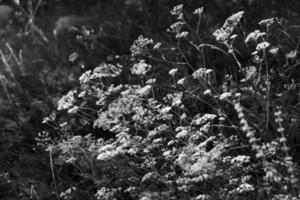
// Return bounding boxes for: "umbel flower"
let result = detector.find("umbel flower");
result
[131,60,152,75]
[213,11,244,42]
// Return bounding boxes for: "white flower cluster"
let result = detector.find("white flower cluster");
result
[245,30,266,43]
[130,35,153,56]
[57,90,76,111]
[131,60,152,75]
[213,11,244,42]
[192,68,213,79]
[231,155,251,165]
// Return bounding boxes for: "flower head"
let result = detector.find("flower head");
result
[131,60,152,75]
[193,7,204,15]
[256,41,270,51]
[169,68,178,76]
[258,18,275,27]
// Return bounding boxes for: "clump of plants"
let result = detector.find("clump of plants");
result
[42,4,300,200]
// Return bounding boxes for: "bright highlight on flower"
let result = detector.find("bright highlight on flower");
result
[130,35,153,56]
[176,31,189,38]
[138,85,152,96]
[57,90,76,110]
[213,11,244,42]
[169,68,178,76]
[170,4,183,16]
[193,7,204,15]
[244,30,266,43]
[258,18,275,27]
[131,60,152,75]
[256,41,270,51]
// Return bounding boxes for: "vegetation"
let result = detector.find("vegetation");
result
[0,0,299,199]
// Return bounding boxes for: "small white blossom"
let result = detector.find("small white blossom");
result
[219,92,232,100]
[245,30,266,43]
[170,4,183,16]
[269,46,279,55]
[177,78,185,85]
[153,42,161,49]
[176,129,189,138]
[236,183,255,193]
[258,18,275,27]
[180,113,187,120]
[160,106,172,114]
[231,155,251,165]
[193,7,204,15]
[169,68,178,76]
[146,78,156,84]
[176,31,189,38]
[286,50,297,59]
[203,89,212,95]
[256,41,270,51]
[138,85,152,96]
[131,60,152,75]
[58,90,76,111]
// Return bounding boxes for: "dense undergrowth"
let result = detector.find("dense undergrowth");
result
[0,0,300,200]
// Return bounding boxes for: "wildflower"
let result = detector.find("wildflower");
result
[69,52,78,62]
[258,18,275,27]
[91,63,122,78]
[176,31,189,38]
[160,106,172,114]
[142,172,159,183]
[224,11,245,27]
[176,153,191,171]
[203,89,211,95]
[169,21,184,33]
[231,155,250,165]
[193,114,217,125]
[213,11,244,42]
[169,68,178,76]
[230,34,238,40]
[180,113,187,120]
[192,68,206,79]
[130,35,153,56]
[146,78,156,84]
[213,28,231,42]
[269,46,279,55]
[193,7,204,15]
[167,140,175,146]
[42,113,56,124]
[153,138,163,144]
[244,30,266,43]
[205,69,213,74]
[193,194,211,200]
[256,41,270,51]
[177,78,185,85]
[286,50,297,59]
[79,70,91,85]
[244,66,257,81]
[170,4,183,16]
[58,90,76,110]
[131,60,152,75]
[236,183,255,193]
[176,129,189,138]
[165,92,183,106]
[78,91,86,98]
[138,85,152,96]
[219,92,232,100]
[153,42,161,50]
